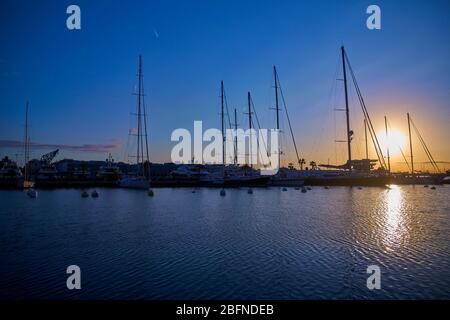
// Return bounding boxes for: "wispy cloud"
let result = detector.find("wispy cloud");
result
[0,140,121,153]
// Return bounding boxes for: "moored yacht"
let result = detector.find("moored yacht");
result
[119,55,152,191]
[119,175,150,189]
[0,157,24,189]
[97,153,121,182]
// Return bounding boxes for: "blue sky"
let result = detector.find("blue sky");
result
[1,0,449,170]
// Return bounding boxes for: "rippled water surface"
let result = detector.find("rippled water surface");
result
[1,185,449,299]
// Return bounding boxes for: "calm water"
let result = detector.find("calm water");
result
[0,185,449,299]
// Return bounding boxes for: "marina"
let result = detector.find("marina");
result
[1,48,448,190]
[1,0,449,304]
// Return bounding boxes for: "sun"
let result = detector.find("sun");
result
[377,128,406,157]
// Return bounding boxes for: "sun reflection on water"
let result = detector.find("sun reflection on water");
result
[383,185,408,249]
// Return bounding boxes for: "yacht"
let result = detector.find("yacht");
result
[0,157,23,188]
[119,56,152,190]
[97,153,121,181]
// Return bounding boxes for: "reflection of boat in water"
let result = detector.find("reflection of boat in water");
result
[119,56,152,190]
[27,187,38,198]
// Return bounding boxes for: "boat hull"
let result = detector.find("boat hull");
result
[204,176,270,188]
[305,175,391,187]
[119,177,150,190]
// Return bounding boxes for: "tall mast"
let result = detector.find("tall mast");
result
[364,119,368,159]
[140,56,150,180]
[234,108,238,165]
[136,56,142,175]
[385,116,391,173]
[221,81,225,168]
[274,66,280,131]
[341,46,352,172]
[273,66,280,167]
[24,101,29,181]
[141,55,150,179]
[407,112,414,175]
[248,91,253,169]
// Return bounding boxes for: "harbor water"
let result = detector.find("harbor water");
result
[0,185,449,299]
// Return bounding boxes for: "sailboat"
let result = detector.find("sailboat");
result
[22,102,37,197]
[201,82,270,188]
[307,46,391,186]
[269,66,305,187]
[119,56,152,190]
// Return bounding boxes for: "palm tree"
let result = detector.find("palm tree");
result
[299,158,306,170]
[309,161,317,170]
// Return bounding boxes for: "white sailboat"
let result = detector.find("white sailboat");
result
[119,56,152,191]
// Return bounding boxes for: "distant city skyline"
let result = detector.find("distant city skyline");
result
[1,0,449,172]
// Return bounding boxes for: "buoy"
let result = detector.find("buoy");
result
[248,188,253,194]
[192,190,196,193]
[81,191,89,198]
[307,187,312,191]
[294,187,300,190]
[324,186,329,189]
[358,187,363,190]
[424,185,429,188]
[220,188,226,196]
[148,189,154,197]
[282,187,287,191]
[91,190,99,198]
[430,186,436,190]
[301,187,307,193]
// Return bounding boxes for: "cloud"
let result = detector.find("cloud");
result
[0,140,121,153]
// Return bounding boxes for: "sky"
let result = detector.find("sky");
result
[0,0,449,172]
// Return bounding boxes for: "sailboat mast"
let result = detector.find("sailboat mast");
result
[140,56,150,180]
[407,112,414,175]
[274,66,280,131]
[341,46,352,172]
[234,108,238,165]
[221,81,225,168]
[364,119,368,159]
[248,91,253,169]
[24,102,29,181]
[273,66,280,167]
[136,56,142,175]
[385,116,391,173]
